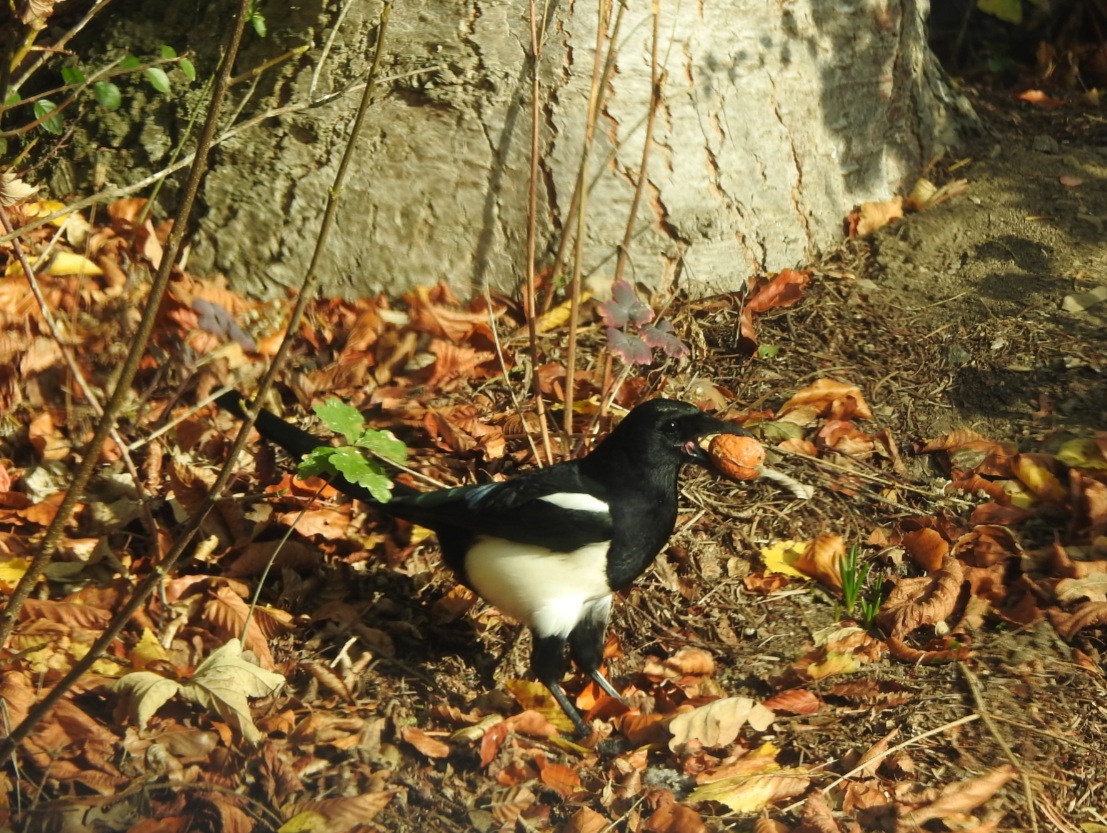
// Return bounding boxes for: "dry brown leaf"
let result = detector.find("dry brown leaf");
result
[853,196,904,236]
[780,379,873,423]
[794,534,846,591]
[285,791,396,832]
[901,528,949,573]
[669,697,775,752]
[876,556,964,641]
[563,807,611,833]
[202,586,276,668]
[799,792,842,833]
[761,689,820,715]
[643,802,707,833]
[1049,601,1107,640]
[855,728,900,778]
[538,760,582,797]
[824,678,916,708]
[896,765,1015,830]
[745,269,812,314]
[400,726,452,759]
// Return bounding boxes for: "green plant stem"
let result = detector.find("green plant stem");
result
[0,0,256,759]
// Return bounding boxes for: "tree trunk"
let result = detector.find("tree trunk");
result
[65,0,973,299]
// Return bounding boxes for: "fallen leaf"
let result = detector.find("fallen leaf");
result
[901,528,949,572]
[896,765,1015,830]
[761,540,810,580]
[876,556,964,641]
[688,767,809,812]
[401,726,452,759]
[779,379,873,423]
[852,196,904,237]
[668,697,775,752]
[794,534,846,591]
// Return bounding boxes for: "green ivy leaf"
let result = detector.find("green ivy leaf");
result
[33,99,63,135]
[179,59,197,82]
[93,81,122,111]
[355,430,407,465]
[313,399,366,445]
[159,45,178,60]
[145,67,171,93]
[119,55,142,71]
[61,67,85,85]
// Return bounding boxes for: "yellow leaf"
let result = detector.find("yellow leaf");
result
[131,628,171,670]
[806,651,862,681]
[1058,438,1107,471]
[24,200,68,226]
[278,811,327,833]
[1012,455,1065,503]
[505,678,576,734]
[761,540,810,580]
[688,768,809,812]
[9,251,103,277]
[0,557,30,590]
[532,291,591,334]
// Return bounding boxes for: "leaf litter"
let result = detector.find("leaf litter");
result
[2,107,1107,831]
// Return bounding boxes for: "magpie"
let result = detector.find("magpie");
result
[218,392,750,735]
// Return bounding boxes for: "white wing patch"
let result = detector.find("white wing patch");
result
[538,492,610,514]
[464,537,612,639]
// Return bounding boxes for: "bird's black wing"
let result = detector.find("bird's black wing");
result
[386,464,614,552]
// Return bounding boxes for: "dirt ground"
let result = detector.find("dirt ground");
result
[357,91,1107,829]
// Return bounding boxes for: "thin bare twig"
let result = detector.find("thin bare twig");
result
[959,662,1039,833]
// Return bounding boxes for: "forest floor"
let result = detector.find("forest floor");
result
[1,83,1106,833]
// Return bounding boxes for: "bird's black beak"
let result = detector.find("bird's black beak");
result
[683,416,750,465]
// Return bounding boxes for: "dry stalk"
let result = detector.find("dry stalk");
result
[563,0,625,445]
[959,661,1039,833]
[525,0,554,465]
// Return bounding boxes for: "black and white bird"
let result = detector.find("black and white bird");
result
[219,392,749,735]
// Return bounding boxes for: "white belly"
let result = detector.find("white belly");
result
[463,537,612,638]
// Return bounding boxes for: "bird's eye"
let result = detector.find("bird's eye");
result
[663,418,679,432]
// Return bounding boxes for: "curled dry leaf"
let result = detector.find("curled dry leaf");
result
[1049,601,1107,640]
[0,172,39,207]
[895,764,1015,831]
[877,555,964,641]
[852,196,904,237]
[901,528,949,573]
[795,534,846,591]
[707,433,765,481]
[779,378,873,424]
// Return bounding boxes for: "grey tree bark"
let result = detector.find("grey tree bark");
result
[65,0,973,299]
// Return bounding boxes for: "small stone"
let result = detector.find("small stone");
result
[1032,134,1060,154]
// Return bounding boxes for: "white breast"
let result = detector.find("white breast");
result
[463,537,612,639]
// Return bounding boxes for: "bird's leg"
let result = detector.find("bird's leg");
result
[568,597,625,702]
[531,633,590,736]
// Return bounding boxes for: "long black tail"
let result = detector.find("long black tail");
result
[217,390,401,504]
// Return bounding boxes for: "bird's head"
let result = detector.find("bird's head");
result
[593,398,752,469]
